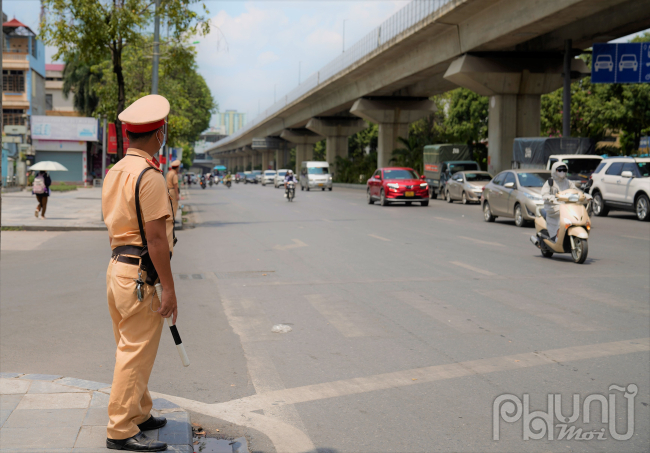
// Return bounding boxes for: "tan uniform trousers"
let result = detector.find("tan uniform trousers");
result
[170,192,179,221]
[106,257,163,439]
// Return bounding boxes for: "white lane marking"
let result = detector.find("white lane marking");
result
[450,261,496,276]
[457,236,503,247]
[208,272,314,452]
[306,294,386,338]
[393,291,498,334]
[564,287,650,317]
[368,234,391,242]
[223,338,650,411]
[477,289,600,331]
[322,218,333,223]
[1,231,63,251]
[621,235,650,241]
[434,217,454,221]
[273,239,307,251]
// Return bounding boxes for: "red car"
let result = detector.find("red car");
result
[367,167,429,206]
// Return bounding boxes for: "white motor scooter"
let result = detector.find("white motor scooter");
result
[530,188,591,264]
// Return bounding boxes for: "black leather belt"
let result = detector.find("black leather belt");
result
[113,255,140,266]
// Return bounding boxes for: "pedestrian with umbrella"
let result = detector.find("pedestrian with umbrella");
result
[29,161,68,219]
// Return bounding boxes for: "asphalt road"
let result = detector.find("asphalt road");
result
[2,182,649,453]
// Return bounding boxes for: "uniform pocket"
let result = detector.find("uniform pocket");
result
[113,260,140,279]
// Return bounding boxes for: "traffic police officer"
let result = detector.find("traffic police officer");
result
[166,159,181,222]
[102,94,177,451]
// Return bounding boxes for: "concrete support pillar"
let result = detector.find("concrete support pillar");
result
[280,129,322,174]
[444,54,588,174]
[350,98,436,169]
[261,150,270,171]
[306,117,366,177]
[243,146,253,171]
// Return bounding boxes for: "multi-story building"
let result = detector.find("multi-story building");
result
[45,63,76,115]
[215,110,246,136]
[2,18,46,126]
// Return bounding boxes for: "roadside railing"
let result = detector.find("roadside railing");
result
[211,0,453,151]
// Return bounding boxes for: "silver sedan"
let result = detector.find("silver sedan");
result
[444,171,493,204]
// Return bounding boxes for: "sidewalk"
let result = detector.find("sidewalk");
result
[1,187,189,231]
[0,372,193,452]
[1,188,106,231]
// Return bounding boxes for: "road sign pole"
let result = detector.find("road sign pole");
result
[563,39,572,138]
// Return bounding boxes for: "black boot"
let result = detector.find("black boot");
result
[106,431,167,451]
[137,415,167,431]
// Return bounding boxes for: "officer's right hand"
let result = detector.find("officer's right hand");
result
[158,289,178,324]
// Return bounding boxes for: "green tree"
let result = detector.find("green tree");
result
[313,139,326,161]
[62,53,105,116]
[41,0,210,159]
[444,88,488,143]
[390,136,423,173]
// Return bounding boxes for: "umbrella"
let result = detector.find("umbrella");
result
[213,165,226,170]
[29,161,69,172]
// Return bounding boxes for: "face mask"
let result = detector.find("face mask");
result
[156,121,168,153]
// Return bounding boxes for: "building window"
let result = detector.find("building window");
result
[3,109,26,126]
[3,70,25,92]
[46,94,53,110]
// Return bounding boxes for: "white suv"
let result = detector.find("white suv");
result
[589,157,650,221]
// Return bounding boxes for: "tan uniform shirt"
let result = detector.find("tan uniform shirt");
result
[102,148,174,252]
[166,169,179,200]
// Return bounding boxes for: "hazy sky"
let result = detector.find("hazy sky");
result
[3,1,647,129]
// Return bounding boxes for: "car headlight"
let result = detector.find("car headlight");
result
[420,183,428,188]
[523,192,543,202]
[387,183,399,189]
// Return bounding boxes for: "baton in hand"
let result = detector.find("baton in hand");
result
[155,283,190,367]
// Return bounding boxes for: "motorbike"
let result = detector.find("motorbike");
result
[200,178,206,190]
[530,188,591,264]
[225,179,232,188]
[286,181,295,202]
[209,178,213,187]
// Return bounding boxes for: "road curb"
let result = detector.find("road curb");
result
[1,225,107,231]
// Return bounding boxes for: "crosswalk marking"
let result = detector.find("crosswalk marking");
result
[477,289,601,331]
[305,294,385,338]
[393,291,497,334]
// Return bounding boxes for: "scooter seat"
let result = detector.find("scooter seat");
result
[540,209,547,220]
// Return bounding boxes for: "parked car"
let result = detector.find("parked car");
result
[482,170,550,227]
[300,161,332,191]
[367,167,429,206]
[594,54,613,72]
[274,169,288,188]
[444,171,493,204]
[588,157,650,221]
[261,170,276,186]
[254,170,263,183]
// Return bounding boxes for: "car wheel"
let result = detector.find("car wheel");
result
[592,192,609,216]
[367,189,374,205]
[483,202,496,222]
[380,189,389,206]
[328,187,332,191]
[307,187,310,191]
[462,192,468,205]
[421,200,429,207]
[428,187,434,199]
[301,186,304,191]
[322,187,325,191]
[514,204,526,227]
[636,194,650,221]
[446,190,453,203]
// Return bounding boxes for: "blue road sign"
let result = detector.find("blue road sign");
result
[592,42,649,84]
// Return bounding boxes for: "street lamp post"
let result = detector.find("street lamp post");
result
[151,0,161,94]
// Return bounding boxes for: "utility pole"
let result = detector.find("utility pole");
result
[563,39,572,138]
[151,0,161,94]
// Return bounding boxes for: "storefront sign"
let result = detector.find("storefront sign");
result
[31,116,98,141]
[33,140,86,152]
[108,123,130,154]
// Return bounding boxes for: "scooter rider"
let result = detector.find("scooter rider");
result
[541,161,590,241]
[284,170,298,198]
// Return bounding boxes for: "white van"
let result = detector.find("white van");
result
[300,161,332,191]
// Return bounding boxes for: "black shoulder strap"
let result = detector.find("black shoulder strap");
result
[135,167,154,247]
